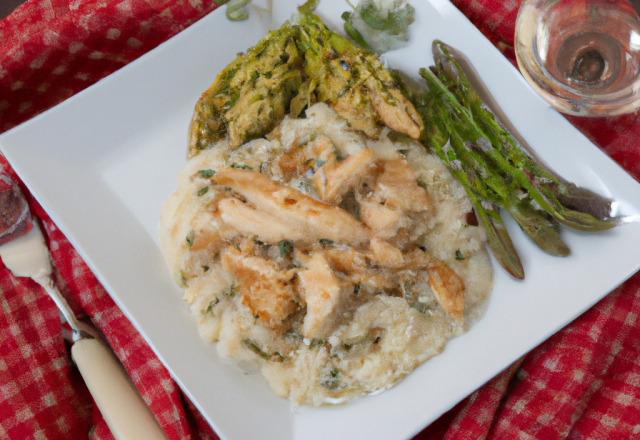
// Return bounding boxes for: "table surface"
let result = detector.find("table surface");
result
[1,1,640,440]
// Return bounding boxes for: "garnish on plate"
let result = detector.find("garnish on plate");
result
[341,0,415,54]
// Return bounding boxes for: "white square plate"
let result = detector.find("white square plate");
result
[2,1,640,439]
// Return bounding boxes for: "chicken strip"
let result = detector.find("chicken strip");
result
[374,157,431,213]
[218,198,308,244]
[311,148,380,204]
[221,246,298,328]
[427,261,465,327]
[211,169,371,247]
[297,253,345,338]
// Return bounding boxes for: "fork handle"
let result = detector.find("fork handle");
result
[71,338,167,440]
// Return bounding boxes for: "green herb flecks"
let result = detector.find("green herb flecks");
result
[455,250,465,260]
[225,284,239,297]
[231,163,253,170]
[178,270,188,288]
[410,298,431,316]
[321,366,341,389]
[186,231,195,248]
[298,132,318,146]
[244,338,286,362]
[279,240,294,258]
[205,298,219,314]
[197,187,209,197]
[199,169,217,178]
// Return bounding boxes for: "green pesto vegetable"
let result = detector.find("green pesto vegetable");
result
[188,10,422,157]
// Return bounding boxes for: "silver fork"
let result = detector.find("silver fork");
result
[0,177,167,440]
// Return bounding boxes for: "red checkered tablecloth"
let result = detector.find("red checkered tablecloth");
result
[1,1,640,439]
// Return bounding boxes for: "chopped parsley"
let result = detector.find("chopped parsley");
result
[197,187,209,196]
[178,270,188,288]
[186,231,195,248]
[205,298,219,314]
[225,284,239,297]
[243,338,286,362]
[279,240,294,258]
[321,367,340,389]
[298,132,318,146]
[199,169,217,178]
[231,163,253,170]
[455,250,465,260]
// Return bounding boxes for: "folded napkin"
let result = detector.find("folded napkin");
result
[1,1,639,439]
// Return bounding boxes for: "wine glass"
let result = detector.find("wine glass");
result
[515,0,640,116]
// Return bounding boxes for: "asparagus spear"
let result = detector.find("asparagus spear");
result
[431,41,619,233]
[424,63,570,260]
[400,71,525,278]
[397,40,621,278]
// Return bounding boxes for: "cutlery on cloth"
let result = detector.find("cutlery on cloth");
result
[0,173,167,440]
